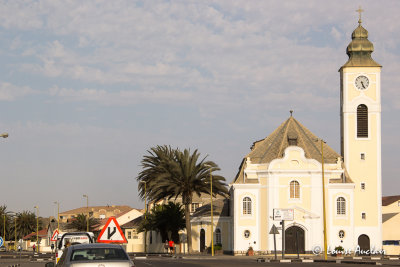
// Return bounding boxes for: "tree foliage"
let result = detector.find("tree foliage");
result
[137,145,228,252]
[66,213,99,232]
[138,202,185,243]
[0,205,12,240]
[1,207,43,240]
[14,211,42,240]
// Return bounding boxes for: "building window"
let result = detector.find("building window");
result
[244,230,250,239]
[127,231,132,239]
[360,153,365,160]
[337,197,346,215]
[290,180,300,199]
[357,104,368,138]
[361,183,365,190]
[215,229,222,245]
[362,212,366,220]
[339,230,345,239]
[132,229,138,239]
[243,197,252,215]
[190,203,200,213]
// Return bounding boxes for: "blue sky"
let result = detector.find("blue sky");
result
[1,1,399,217]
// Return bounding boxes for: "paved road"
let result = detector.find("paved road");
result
[1,257,399,267]
[133,257,360,267]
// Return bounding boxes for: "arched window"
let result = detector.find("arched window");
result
[357,104,368,138]
[290,181,300,199]
[337,197,346,215]
[243,197,252,215]
[215,228,222,245]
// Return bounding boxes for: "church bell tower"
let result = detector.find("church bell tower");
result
[339,8,382,249]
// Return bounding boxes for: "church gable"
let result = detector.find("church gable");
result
[269,146,319,171]
[232,115,341,184]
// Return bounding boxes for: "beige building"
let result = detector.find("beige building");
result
[59,205,133,223]
[382,196,400,255]
[230,16,383,255]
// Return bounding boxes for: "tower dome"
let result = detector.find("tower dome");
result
[342,16,381,67]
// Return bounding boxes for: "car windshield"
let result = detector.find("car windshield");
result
[70,247,129,261]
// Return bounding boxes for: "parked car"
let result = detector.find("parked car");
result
[45,243,134,267]
[56,232,95,263]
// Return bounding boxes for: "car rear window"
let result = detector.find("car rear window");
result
[70,248,129,261]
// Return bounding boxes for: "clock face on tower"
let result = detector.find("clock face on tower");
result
[355,75,369,90]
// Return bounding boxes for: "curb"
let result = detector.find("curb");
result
[256,258,315,263]
[134,256,147,260]
[255,258,397,265]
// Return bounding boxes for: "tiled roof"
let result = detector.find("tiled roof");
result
[382,195,400,206]
[23,228,48,240]
[60,205,132,215]
[233,116,342,184]
[192,199,230,217]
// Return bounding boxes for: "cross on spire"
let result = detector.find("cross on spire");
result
[356,6,364,25]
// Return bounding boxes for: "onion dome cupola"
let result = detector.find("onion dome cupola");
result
[342,7,381,67]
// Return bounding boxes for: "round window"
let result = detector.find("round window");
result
[244,230,251,239]
[339,230,345,239]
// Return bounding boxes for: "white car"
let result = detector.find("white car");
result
[56,232,95,263]
[46,243,135,267]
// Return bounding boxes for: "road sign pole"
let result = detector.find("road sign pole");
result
[269,224,279,261]
[273,232,277,260]
[281,220,285,259]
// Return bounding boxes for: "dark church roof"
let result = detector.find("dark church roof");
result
[233,116,345,184]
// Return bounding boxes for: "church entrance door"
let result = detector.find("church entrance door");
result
[200,229,205,252]
[285,226,305,254]
[357,235,370,255]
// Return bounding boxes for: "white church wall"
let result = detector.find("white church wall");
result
[327,184,355,253]
[232,184,260,252]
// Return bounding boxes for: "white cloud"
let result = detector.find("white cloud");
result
[48,86,193,106]
[0,82,36,101]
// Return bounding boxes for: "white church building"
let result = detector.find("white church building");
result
[229,15,382,255]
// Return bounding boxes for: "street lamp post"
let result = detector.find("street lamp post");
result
[205,164,214,256]
[319,139,328,260]
[1,134,8,243]
[82,195,89,232]
[3,214,5,241]
[139,181,147,253]
[34,206,39,252]
[14,215,16,251]
[210,168,214,256]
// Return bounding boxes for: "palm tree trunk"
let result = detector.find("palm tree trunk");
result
[184,203,192,253]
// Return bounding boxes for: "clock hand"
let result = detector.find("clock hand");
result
[361,81,365,89]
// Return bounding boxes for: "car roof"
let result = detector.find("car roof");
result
[70,243,124,250]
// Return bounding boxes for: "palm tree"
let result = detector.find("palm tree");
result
[137,145,228,253]
[0,205,12,240]
[13,211,39,240]
[66,214,99,232]
[138,202,185,243]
